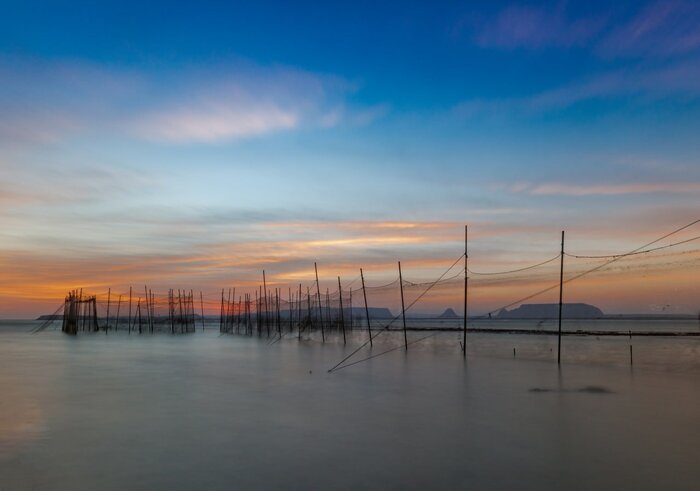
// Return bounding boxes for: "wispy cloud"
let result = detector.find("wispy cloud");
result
[131,104,298,143]
[465,3,606,49]
[599,0,700,57]
[513,181,700,196]
[454,59,700,117]
[0,59,383,146]
[463,1,700,57]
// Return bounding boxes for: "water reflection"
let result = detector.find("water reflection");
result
[0,322,698,490]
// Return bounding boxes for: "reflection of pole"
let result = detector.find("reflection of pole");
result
[360,268,372,347]
[398,262,407,351]
[557,231,565,365]
[629,330,633,366]
[338,276,346,345]
[315,263,325,342]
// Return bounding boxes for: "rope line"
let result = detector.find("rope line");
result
[328,253,465,373]
[565,234,700,259]
[467,253,561,276]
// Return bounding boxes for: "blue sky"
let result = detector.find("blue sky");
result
[1,1,699,316]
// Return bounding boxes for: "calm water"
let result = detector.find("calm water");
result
[1,321,699,490]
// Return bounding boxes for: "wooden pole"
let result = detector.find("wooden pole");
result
[298,283,302,339]
[338,276,346,345]
[398,261,407,351]
[557,231,565,365]
[262,271,269,337]
[115,294,122,331]
[237,295,242,333]
[227,288,233,333]
[128,286,132,334]
[315,263,325,342]
[306,286,311,337]
[106,288,111,332]
[463,225,468,357]
[92,297,99,331]
[288,287,292,332]
[144,286,151,333]
[360,268,372,347]
[189,290,195,332]
[276,289,281,336]
[219,289,224,332]
[349,287,353,331]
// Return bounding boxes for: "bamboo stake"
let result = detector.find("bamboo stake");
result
[338,276,346,345]
[398,262,407,351]
[360,268,372,347]
[115,294,122,331]
[128,287,132,334]
[315,263,325,342]
[106,288,111,333]
[558,231,565,365]
[463,225,468,357]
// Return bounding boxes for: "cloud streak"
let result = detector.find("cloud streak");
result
[514,181,700,196]
[599,0,700,57]
[0,59,383,146]
[454,59,700,117]
[466,3,606,49]
[131,104,299,143]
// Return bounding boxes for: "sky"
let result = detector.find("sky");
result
[1,0,699,317]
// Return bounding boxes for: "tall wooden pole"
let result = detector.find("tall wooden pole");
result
[315,262,325,342]
[128,286,132,334]
[144,286,151,333]
[288,287,292,331]
[338,276,346,345]
[398,261,407,351]
[219,289,224,332]
[105,288,111,332]
[168,290,174,333]
[349,287,353,331]
[276,289,281,336]
[115,294,122,331]
[463,225,468,357]
[306,286,311,335]
[298,283,303,339]
[262,271,269,336]
[199,291,205,331]
[360,268,372,347]
[558,230,565,365]
[228,288,234,333]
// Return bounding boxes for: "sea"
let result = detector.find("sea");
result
[1,319,699,490]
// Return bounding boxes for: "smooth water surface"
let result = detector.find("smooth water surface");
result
[1,321,699,490]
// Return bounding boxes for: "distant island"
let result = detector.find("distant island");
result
[497,303,604,319]
[438,308,459,319]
